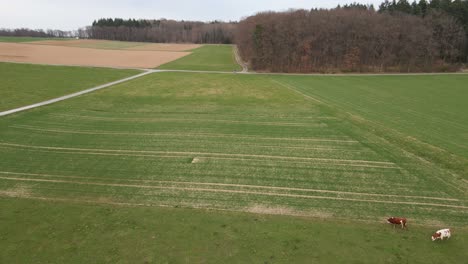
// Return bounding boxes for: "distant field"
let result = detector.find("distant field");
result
[30,39,201,51]
[30,39,145,49]
[0,72,466,262]
[1,197,466,263]
[0,62,139,111]
[158,45,241,71]
[0,36,69,43]
[0,42,190,68]
[126,43,202,52]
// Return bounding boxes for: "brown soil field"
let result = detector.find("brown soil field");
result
[0,43,190,68]
[28,39,201,51]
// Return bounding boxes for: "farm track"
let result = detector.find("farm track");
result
[234,46,248,72]
[0,69,156,117]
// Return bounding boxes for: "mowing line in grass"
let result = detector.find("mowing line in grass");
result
[57,112,338,120]
[0,142,395,165]
[4,128,363,152]
[1,147,389,169]
[42,115,329,127]
[7,126,358,143]
[1,176,467,209]
[0,171,462,202]
[0,146,398,169]
[10,124,354,142]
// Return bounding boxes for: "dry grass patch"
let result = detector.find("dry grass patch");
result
[0,185,31,198]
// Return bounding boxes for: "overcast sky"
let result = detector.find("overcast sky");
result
[0,0,383,31]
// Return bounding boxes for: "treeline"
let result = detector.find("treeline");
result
[379,0,467,21]
[0,28,73,38]
[236,3,467,73]
[87,18,236,44]
[92,18,151,28]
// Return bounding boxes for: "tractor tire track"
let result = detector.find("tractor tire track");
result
[0,171,460,202]
[1,175,466,209]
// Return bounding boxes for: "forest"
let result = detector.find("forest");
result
[236,0,468,72]
[87,18,236,44]
[1,0,467,72]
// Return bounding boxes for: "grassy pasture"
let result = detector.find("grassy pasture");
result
[272,74,468,160]
[67,40,147,50]
[158,45,241,71]
[0,72,466,261]
[35,40,149,50]
[1,197,467,263]
[0,62,140,111]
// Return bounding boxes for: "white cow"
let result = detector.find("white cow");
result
[431,228,451,241]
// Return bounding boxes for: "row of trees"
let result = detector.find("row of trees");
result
[0,28,73,38]
[87,18,236,44]
[236,6,467,73]
[92,18,152,28]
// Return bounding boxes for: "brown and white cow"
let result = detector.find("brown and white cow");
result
[386,217,407,229]
[432,229,451,241]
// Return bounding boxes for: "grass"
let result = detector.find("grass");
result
[0,62,140,112]
[0,36,70,43]
[64,40,150,50]
[0,72,466,262]
[269,74,468,183]
[271,74,468,160]
[1,197,466,263]
[158,45,241,71]
[29,39,200,51]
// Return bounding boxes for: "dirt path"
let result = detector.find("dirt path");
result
[0,70,157,117]
[234,46,248,72]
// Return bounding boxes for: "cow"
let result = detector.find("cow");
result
[386,217,407,229]
[432,229,451,241]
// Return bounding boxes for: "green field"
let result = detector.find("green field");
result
[158,45,241,71]
[0,62,140,112]
[0,36,70,43]
[1,197,466,263]
[48,40,150,50]
[27,39,201,51]
[273,74,468,160]
[0,71,467,262]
